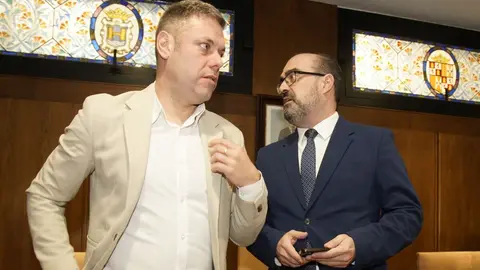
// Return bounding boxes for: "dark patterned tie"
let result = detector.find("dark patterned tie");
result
[301,128,318,206]
[301,129,318,270]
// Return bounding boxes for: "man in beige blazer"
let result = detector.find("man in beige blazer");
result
[25,1,267,270]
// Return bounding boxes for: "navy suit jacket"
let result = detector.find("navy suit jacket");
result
[247,116,423,269]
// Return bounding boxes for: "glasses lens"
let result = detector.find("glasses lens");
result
[285,72,296,86]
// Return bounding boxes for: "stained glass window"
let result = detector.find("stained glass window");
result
[353,30,480,104]
[0,0,235,75]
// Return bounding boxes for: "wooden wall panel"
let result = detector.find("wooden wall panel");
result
[0,98,90,270]
[253,0,337,96]
[438,133,480,251]
[338,105,480,136]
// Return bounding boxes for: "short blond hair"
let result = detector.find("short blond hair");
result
[158,0,225,33]
[155,0,226,62]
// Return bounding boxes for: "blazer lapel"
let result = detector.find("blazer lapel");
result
[198,113,223,267]
[307,117,355,210]
[123,84,155,210]
[282,132,307,210]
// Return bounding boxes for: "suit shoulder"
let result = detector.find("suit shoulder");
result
[82,90,138,112]
[257,133,291,157]
[348,121,392,138]
[78,90,142,130]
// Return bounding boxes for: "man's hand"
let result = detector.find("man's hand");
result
[306,234,355,268]
[276,230,309,268]
[209,138,260,187]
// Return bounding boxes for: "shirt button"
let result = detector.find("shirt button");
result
[181,234,185,240]
[305,218,311,225]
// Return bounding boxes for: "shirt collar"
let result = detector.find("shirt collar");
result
[297,111,339,141]
[151,94,206,127]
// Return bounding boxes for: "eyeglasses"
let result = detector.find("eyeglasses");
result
[277,69,327,91]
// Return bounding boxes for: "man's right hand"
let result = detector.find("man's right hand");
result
[276,230,309,268]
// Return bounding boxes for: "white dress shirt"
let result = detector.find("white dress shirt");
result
[296,111,339,176]
[105,95,263,270]
[274,112,339,269]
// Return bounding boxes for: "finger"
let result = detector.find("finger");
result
[208,138,237,149]
[211,161,231,175]
[324,234,346,249]
[284,243,305,265]
[210,152,231,166]
[278,248,300,267]
[209,144,229,156]
[311,247,344,260]
[279,254,300,267]
[288,230,308,240]
[314,253,351,263]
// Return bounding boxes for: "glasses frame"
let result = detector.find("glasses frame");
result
[277,69,327,91]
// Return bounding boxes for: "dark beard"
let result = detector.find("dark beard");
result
[283,101,307,125]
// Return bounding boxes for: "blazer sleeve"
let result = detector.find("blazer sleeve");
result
[246,148,286,268]
[25,96,96,270]
[229,130,268,247]
[346,130,423,267]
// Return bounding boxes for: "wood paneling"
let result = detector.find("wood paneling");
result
[0,98,90,269]
[253,0,337,96]
[438,133,480,251]
[338,105,480,136]
[0,75,140,104]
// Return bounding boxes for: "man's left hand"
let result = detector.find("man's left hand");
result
[209,138,260,187]
[306,234,356,268]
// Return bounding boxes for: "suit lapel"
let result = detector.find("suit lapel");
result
[123,84,155,209]
[198,113,223,268]
[282,132,308,210]
[307,117,355,210]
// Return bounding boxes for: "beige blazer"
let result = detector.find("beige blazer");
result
[26,83,268,270]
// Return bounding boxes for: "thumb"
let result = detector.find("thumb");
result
[289,230,308,240]
[324,234,347,249]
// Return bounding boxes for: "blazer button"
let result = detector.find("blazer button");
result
[305,218,311,225]
[257,204,263,212]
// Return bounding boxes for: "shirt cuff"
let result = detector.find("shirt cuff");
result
[237,172,264,202]
[274,257,282,266]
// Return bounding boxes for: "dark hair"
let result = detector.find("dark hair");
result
[312,53,343,103]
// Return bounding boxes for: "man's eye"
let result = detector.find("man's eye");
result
[200,43,210,50]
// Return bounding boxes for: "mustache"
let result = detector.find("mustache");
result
[281,90,295,104]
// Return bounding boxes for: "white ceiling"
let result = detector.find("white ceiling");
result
[310,0,480,32]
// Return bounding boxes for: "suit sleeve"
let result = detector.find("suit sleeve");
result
[246,148,286,268]
[346,130,423,267]
[25,97,96,270]
[229,130,268,247]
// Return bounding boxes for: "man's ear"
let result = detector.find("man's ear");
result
[156,30,174,59]
[322,74,335,94]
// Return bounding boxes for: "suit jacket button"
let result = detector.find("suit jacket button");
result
[257,204,263,212]
[305,218,311,225]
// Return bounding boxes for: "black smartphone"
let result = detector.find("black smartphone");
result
[298,247,330,257]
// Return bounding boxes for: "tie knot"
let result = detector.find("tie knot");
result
[305,128,318,139]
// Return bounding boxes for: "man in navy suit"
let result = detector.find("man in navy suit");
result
[247,53,423,269]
